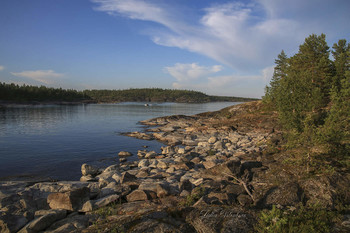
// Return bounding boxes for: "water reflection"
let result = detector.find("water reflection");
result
[0,102,238,180]
[0,105,80,136]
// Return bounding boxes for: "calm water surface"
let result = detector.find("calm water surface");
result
[0,102,238,181]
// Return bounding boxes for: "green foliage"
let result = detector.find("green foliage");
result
[0,82,89,102]
[0,82,257,103]
[264,34,350,158]
[83,88,256,103]
[255,204,339,233]
[93,203,119,218]
[263,50,288,106]
[276,34,331,132]
[179,186,206,207]
[207,149,216,156]
[91,202,126,233]
[318,74,350,152]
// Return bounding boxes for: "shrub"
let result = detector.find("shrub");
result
[255,204,339,233]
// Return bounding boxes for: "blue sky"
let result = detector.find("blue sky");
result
[0,0,349,98]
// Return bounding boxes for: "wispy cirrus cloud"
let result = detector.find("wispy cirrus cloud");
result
[92,0,350,97]
[0,65,4,71]
[10,70,64,85]
[91,0,350,71]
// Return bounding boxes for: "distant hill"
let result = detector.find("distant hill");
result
[83,88,258,103]
[0,82,258,104]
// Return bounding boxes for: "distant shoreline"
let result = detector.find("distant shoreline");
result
[0,83,259,105]
[0,99,257,108]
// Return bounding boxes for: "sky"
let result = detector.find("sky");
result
[0,0,349,98]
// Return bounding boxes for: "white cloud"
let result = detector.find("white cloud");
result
[164,63,222,82]
[92,0,350,97]
[0,66,4,71]
[171,66,274,98]
[92,0,350,71]
[10,70,64,85]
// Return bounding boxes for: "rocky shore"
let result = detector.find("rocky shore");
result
[1,101,349,232]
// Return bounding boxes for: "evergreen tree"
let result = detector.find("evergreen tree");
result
[264,50,288,105]
[332,39,350,91]
[320,44,350,151]
[274,34,332,132]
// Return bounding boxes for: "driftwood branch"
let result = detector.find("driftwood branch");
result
[223,172,255,201]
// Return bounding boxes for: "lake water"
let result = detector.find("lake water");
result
[0,102,238,181]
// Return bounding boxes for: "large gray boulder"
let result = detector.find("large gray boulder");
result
[47,187,90,211]
[81,164,99,177]
[118,151,133,157]
[18,209,66,233]
[126,190,149,202]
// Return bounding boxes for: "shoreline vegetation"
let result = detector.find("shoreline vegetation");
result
[0,34,349,232]
[0,83,258,106]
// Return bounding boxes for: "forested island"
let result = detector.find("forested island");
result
[0,83,257,104]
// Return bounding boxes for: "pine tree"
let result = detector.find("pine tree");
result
[319,43,350,151]
[332,39,350,91]
[263,50,289,109]
[274,34,332,132]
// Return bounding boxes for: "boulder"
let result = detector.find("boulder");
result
[148,160,158,168]
[186,208,255,233]
[81,164,99,177]
[119,158,127,163]
[136,169,149,178]
[137,150,147,158]
[240,160,262,174]
[126,190,149,202]
[96,168,121,185]
[156,184,170,198]
[95,194,120,208]
[81,194,120,212]
[207,192,231,205]
[120,172,136,184]
[198,142,209,148]
[118,151,133,157]
[208,137,217,144]
[138,159,149,168]
[18,209,66,233]
[44,213,89,233]
[213,141,224,150]
[208,159,241,177]
[80,175,97,182]
[237,194,253,207]
[264,182,301,207]
[97,182,122,199]
[192,178,204,186]
[169,162,194,171]
[145,151,157,159]
[166,167,176,173]
[157,160,168,169]
[179,179,193,192]
[0,213,28,233]
[102,164,120,173]
[47,187,90,211]
[161,146,175,154]
[223,184,245,196]
[177,148,185,154]
[203,160,218,169]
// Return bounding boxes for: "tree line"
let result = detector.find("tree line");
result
[0,83,88,102]
[264,33,349,156]
[0,84,256,103]
[83,88,256,103]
